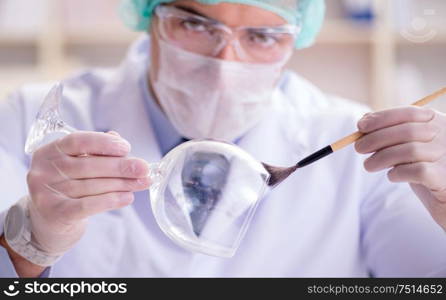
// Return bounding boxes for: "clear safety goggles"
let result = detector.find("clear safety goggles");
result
[153,5,301,64]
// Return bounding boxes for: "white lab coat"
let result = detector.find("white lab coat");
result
[1,35,446,277]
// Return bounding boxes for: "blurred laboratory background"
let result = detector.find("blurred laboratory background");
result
[0,0,445,111]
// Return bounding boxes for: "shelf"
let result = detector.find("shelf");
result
[3,21,442,48]
[0,33,38,46]
[0,30,139,47]
[316,19,375,45]
[64,29,140,46]
[318,19,446,46]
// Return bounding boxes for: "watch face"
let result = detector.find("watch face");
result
[4,205,25,243]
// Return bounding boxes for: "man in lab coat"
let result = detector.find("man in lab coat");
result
[1,0,446,277]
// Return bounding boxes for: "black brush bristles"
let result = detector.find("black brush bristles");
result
[262,163,299,187]
[262,146,334,188]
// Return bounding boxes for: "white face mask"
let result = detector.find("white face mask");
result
[151,38,288,142]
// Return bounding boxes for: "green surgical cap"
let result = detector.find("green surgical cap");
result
[119,0,325,49]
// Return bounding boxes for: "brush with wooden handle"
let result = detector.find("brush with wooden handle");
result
[263,87,446,187]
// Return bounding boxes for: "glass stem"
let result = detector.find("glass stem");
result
[60,123,77,135]
[147,162,162,187]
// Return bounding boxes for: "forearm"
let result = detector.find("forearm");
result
[0,235,45,278]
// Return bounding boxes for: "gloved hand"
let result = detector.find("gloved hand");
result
[25,131,150,259]
[355,106,446,230]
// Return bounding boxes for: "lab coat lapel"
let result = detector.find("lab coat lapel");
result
[93,36,162,165]
[238,89,311,169]
[82,37,175,274]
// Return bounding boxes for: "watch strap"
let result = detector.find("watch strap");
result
[4,196,61,267]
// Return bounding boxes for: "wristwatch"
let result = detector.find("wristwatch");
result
[3,196,60,267]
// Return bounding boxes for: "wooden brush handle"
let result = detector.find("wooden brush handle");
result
[330,87,446,152]
[413,87,446,107]
[331,131,364,151]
